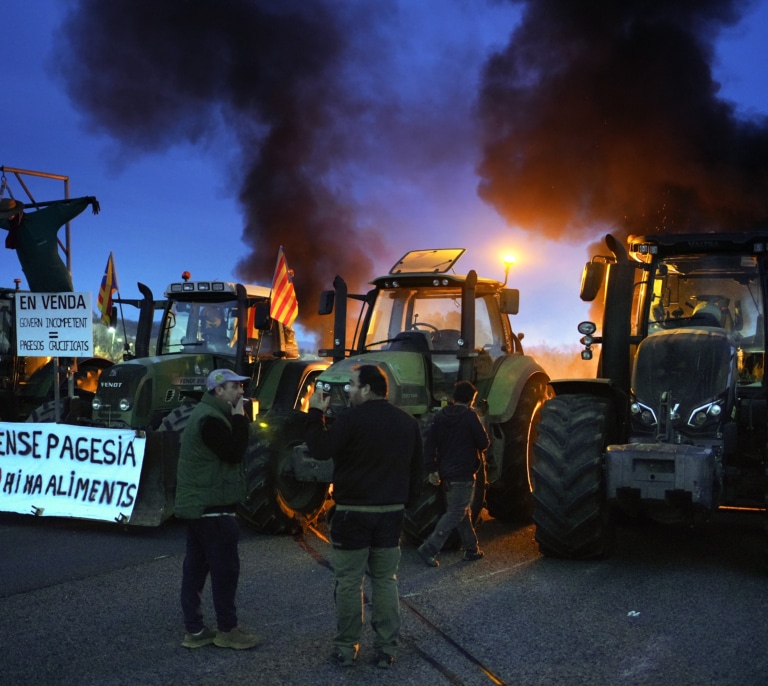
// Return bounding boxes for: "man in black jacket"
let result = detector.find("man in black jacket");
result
[305,364,422,670]
[417,380,490,567]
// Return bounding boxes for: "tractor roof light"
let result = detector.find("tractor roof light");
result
[578,321,597,335]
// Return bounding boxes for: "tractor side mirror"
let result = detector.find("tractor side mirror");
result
[499,288,519,315]
[580,261,607,302]
[318,290,335,316]
[253,302,271,330]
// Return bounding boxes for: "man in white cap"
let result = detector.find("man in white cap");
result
[175,368,260,650]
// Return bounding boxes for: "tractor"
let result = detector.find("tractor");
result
[532,232,768,560]
[25,274,328,526]
[237,248,552,539]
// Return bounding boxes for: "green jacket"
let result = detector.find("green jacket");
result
[174,393,248,519]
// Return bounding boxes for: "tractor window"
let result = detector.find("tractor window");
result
[647,253,764,384]
[159,298,238,354]
[363,288,506,357]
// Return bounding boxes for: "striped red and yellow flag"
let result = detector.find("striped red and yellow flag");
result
[269,246,298,328]
[97,252,119,326]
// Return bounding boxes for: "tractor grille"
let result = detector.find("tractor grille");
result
[632,328,734,422]
[94,364,148,420]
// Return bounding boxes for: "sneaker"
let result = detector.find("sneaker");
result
[417,543,439,567]
[330,649,358,668]
[375,651,395,669]
[462,549,485,562]
[181,626,216,648]
[214,626,262,650]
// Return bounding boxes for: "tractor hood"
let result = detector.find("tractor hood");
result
[315,352,431,416]
[631,327,736,435]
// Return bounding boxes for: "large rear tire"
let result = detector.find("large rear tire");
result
[532,394,615,559]
[238,413,329,535]
[485,376,553,522]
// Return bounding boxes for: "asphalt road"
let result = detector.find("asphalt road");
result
[2,508,767,686]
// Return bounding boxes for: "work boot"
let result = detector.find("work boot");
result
[214,626,262,650]
[462,549,485,562]
[375,651,396,669]
[181,626,216,648]
[330,645,359,668]
[418,543,439,567]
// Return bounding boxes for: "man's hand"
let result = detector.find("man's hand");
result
[308,386,331,412]
[428,471,440,486]
[89,197,101,215]
[231,397,245,416]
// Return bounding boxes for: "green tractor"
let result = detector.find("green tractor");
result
[241,249,552,540]
[30,274,328,527]
[532,232,768,561]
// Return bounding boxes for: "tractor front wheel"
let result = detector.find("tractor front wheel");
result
[531,394,614,559]
[238,413,329,535]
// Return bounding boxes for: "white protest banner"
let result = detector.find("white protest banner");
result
[0,423,146,522]
[15,291,93,357]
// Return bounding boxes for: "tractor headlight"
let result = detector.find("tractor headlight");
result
[92,396,103,411]
[687,401,723,428]
[118,398,132,412]
[316,381,331,393]
[630,401,657,426]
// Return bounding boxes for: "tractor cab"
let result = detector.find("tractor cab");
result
[317,248,523,413]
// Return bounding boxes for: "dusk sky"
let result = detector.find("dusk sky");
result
[2,0,767,350]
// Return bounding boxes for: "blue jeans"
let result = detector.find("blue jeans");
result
[422,480,478,555]
[180,515,240,633]
[329,507,404,657]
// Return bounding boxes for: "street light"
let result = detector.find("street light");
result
[502,254,515,286]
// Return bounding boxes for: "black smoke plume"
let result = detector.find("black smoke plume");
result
[53,0,385,335]
[477,0,768,241]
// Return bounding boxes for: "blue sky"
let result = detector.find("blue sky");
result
[2,0,767,349]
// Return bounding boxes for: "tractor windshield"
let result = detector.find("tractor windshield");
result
[647,253,764,385]
[159,298,239,355]
[365,287,506,357]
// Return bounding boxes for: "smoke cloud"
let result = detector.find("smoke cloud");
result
[52,0,388,335]
[477,0,768,241]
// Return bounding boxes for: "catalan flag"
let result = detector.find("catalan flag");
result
[269,246,299,328]
[97,252,119,326]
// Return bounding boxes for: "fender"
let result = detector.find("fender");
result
[547,377,630,443]
[484,354,549,424]
[253,358,329,413]
[315,352,431,415]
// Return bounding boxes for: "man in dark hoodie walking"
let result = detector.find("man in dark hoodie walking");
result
[418,380,490,567]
